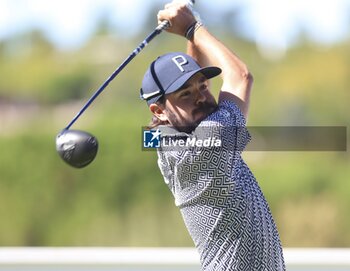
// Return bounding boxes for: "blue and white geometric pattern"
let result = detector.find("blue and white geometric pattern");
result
[157,100,285,270]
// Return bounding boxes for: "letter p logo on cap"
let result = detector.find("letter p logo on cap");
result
[172,55,188,72]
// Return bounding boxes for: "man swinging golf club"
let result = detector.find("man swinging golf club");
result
[140,1,285,270]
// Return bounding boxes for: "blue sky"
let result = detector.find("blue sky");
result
[0,0,349,53]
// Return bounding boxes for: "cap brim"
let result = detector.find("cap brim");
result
[166,66,222,96]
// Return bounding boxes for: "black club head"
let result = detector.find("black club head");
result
[56,130,98,168]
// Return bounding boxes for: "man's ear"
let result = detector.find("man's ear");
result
[149,103,168,122]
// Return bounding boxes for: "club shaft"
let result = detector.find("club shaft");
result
[64,21,170,131]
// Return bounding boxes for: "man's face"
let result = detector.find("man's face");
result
[158,73,218,133]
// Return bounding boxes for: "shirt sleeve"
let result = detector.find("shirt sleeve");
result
[211,99,247,127]
[193,100,251,154]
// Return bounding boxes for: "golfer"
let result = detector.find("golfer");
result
[140,1,285,270]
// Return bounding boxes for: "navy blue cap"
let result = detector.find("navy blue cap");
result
[140,52,221,105]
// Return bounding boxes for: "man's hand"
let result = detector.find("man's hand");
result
[157,1,196,37]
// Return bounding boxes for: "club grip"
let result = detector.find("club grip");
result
[156,20,171,31]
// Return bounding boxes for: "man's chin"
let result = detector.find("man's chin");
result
[195,105,218,123]
[173,125,197,134]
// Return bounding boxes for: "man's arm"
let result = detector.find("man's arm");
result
[157,1,253,119]
[187,27,253,119]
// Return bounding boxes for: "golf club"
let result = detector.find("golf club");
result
[56,0,195,168]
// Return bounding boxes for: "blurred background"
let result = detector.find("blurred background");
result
[0,0,349,248]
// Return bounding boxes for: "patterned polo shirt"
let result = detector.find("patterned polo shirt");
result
[157,100,285,271]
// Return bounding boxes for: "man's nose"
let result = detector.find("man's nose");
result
[195,89,206,104]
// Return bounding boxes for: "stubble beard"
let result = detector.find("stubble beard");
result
[166,101,218,133]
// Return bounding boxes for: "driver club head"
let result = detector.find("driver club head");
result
[56,129,98,168]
